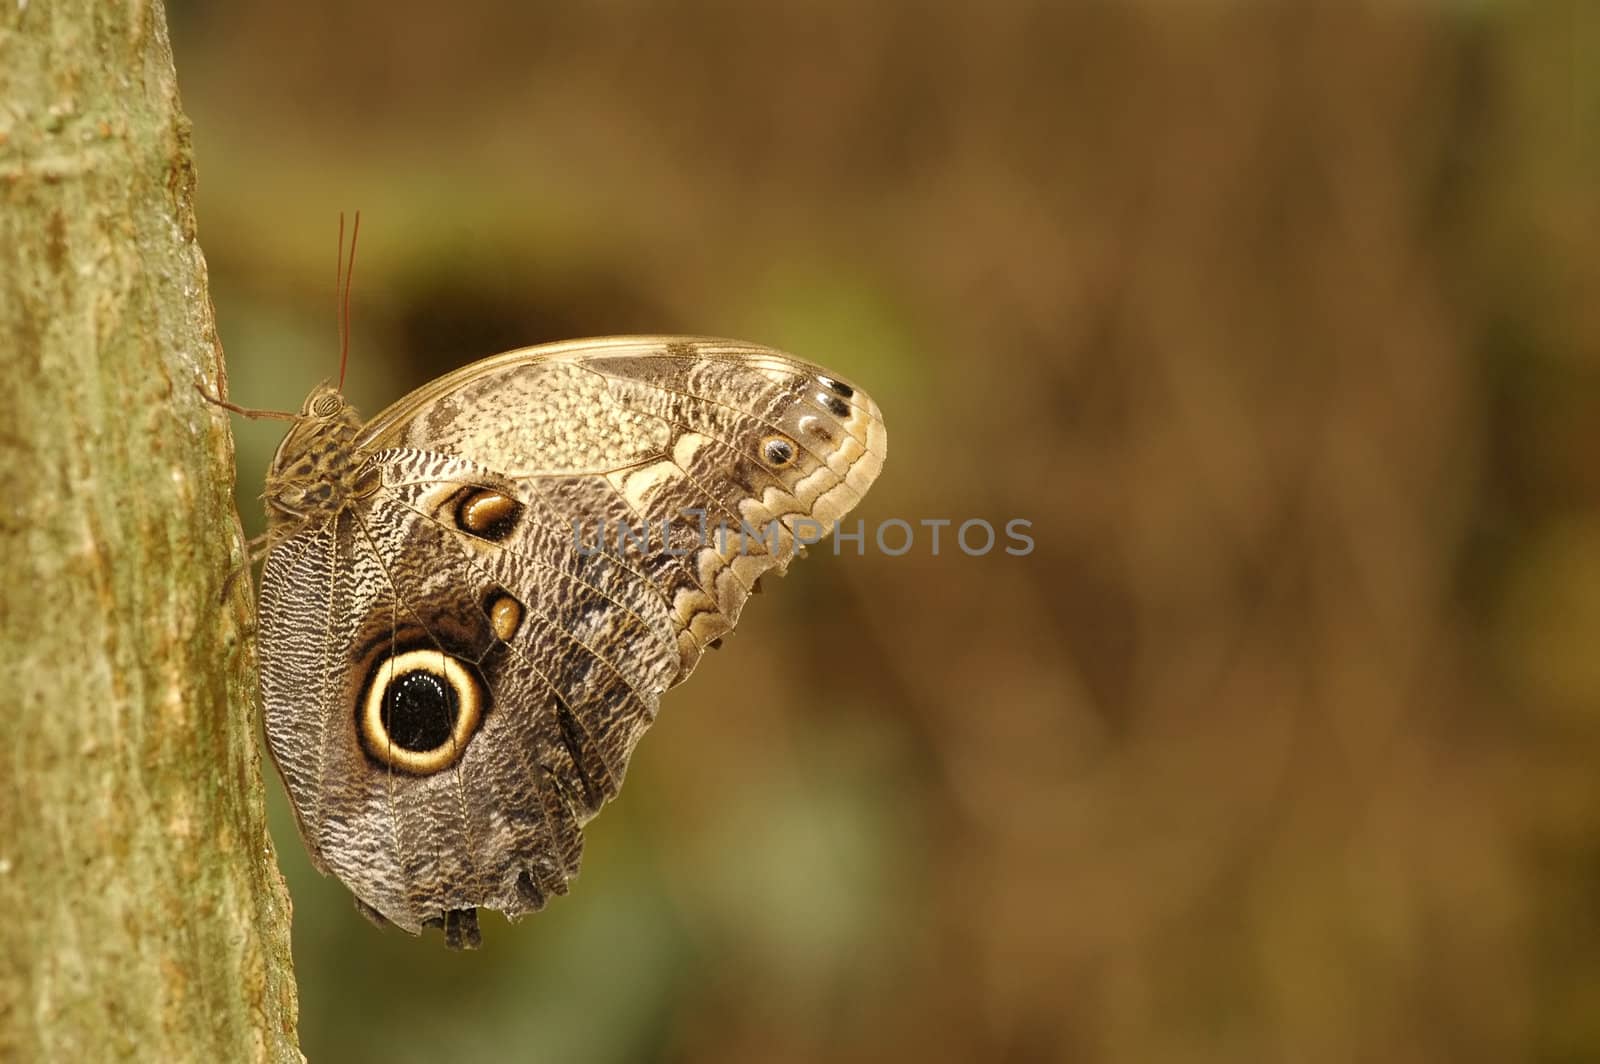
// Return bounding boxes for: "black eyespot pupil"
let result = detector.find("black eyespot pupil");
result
[382,670,459,752]
[764,439,794,465]
[819,376,854,398]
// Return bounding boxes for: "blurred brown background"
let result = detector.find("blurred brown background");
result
[171,2,1595,1061]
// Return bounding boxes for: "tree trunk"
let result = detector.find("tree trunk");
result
[0,2,301,1060]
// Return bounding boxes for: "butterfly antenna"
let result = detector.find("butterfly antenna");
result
[334,211,346,365]
[338,209,361,393]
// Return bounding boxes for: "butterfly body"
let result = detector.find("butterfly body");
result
[261,383,368,540]
[256,336,886,947]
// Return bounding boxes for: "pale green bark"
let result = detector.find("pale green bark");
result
[0,2,301,1059]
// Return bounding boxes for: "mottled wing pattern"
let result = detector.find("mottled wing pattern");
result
[260,338,886,940]
[373,339,888,676]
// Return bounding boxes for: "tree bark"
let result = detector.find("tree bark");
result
[0,2,301,1060]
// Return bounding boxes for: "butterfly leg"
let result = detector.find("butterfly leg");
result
[193,381,298,422]
[217,532,270,605]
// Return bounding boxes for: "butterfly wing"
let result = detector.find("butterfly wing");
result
[361,337,887,673]
[259,338,886,941]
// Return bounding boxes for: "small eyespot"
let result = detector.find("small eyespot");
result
[762,436,796,466]
[818,375,854,399]
[359,649,485,774]
[454,489,522,541]
[798,415,833,442]
[486,592,524,642]
[819,393,850,418]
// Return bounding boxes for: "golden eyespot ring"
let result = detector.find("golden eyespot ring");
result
[761,435,797,466]
[359,650,484,774]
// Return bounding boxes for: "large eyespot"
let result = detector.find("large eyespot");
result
[359,649,485,774]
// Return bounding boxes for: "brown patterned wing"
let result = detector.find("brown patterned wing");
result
[365,337,888,678]
[263,448,680,936]
[260,338,886,942]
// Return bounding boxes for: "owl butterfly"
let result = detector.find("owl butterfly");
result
[236,230,887,948]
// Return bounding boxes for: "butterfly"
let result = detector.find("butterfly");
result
[216,224,887,947]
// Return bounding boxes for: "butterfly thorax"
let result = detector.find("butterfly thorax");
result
[263,383,372,541]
